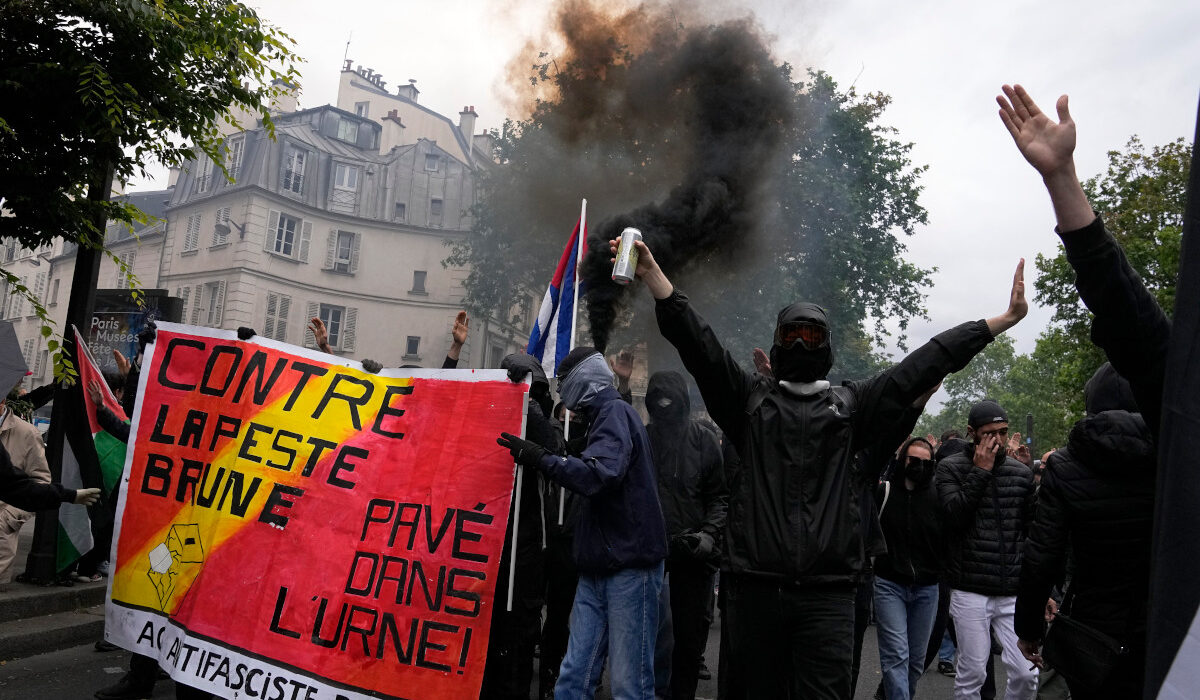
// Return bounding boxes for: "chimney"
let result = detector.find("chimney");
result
[458,106,478,161]
[380,109,406,153]
[396,79,420,103]
[269,77,298,114]
[167,165,181,189]
[342,58,353,72]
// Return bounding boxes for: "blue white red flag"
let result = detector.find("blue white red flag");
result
[527,214,585,377]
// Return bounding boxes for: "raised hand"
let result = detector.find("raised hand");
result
[611,349,634,383]
[86,380,104,406]
[609,235,673,299]
[308,317,331,352]
[452,311,469,347]
[752,348,772,377]
[986,259,1028,337]
[997,84,1076,180]
[111,349,130,378]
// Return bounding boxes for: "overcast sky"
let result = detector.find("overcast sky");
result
[133,0,1198,396]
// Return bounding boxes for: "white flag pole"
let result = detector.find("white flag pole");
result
[507,378,532,612]
[559,198,587,525]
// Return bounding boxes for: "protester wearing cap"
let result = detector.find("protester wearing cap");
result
[497,346,667,700]
[610,233,1028,698]
[937,399,1039,700]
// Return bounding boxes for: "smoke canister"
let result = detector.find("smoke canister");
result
[611,227,643,285]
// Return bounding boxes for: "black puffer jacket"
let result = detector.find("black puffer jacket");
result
[936,443,1035,596]
[1014,410,1155,643]
[656,289,994,584]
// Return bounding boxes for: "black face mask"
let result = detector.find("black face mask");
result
[902,455,935,484]
[771,302,834,382]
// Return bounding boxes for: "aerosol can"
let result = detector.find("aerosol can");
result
[611,227,643,285]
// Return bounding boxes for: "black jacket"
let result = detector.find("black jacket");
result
[1061,217,1169,436]
[937,443,1036,596]
[874,475,943,587]
[538,386,668,573]
[1014,410,1155,643]
[655,289,994,584]
[645,372,729,559]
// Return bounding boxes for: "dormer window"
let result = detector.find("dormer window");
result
[424,154,440,172]
[337,118,359,143]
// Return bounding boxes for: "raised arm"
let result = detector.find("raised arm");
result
[999,83,1170,433]
[610,235,754,436]
[443,311,469,368]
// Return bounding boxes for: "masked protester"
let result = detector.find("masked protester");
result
[644,371,728,700]
[613,235,1027,698]
[497,347,667,700]
[1015,363,1154,699]
[873,437,944,700]
[936,400,1038,700]
[479,354,562,700]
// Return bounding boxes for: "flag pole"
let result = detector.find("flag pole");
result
[507,378,532,612]
[559,199,587,525]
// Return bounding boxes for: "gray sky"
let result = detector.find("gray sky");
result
[133,0,1199,398]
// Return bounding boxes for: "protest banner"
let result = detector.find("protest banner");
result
[104,323,527,700]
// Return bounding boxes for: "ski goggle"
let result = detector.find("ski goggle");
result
[774,322,829,350]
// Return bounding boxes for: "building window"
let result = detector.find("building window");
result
[319,304,344,348]
[424,154,440,172]
[114,253,134,288]
[404,336,420,359]
[411,270,427,294]
[193,153,213,194]
[183,214,201,252]
[264,291,291,342]
[4,239,15,263]
[332,230,358,273]
[282,148,306,194]
[333,163,359,191]
[354,102,369,118]
[202,281,226,326]
[225,137,244,180]
[49,278,60,306]
[336,118,359,143]
[36,349,48,380]
[212,206,231,246]
[429,198,443,227]
[394,202,406,222]
[265,210,311,262]
[273,214,298,256]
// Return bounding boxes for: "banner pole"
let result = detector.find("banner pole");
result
[559,199,587,525]
[508,378,532,612]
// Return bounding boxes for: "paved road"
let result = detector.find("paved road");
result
[0,616,999,700]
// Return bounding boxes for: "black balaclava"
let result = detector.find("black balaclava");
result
[769,302,833,383]
[645,371,690,424]
[1084,362,1139,416]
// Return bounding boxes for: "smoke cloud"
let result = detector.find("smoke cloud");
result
[501,0,796,352]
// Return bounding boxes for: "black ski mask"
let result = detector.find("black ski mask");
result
[769,302,833,383]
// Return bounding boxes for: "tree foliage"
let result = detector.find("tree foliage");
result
[0,0,301,377]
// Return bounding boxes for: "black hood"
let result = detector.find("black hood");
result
[1068,410,1155,474]
[770,302,834,382]
[936,437,969,464]
[646,371,690,423]
[1084,362,1139,416]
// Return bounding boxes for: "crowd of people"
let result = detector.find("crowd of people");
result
[0,84,1172,700]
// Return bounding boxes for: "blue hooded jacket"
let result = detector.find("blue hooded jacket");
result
[538,383,668,573]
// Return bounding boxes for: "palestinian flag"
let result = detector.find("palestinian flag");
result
[56,326,128,571]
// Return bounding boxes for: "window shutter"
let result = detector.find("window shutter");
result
[277,295,291,342]
[33,347,44,378]
[298,221,312,262]
[350,232,362,274]
[264,293,277,339]
[212,280,227,326]
[342,306,358,352]
[34,272,47,300]
[325,229,337,270]
[305,301,319,348]
[178,286,190,315]
[190,284,202,324]
[265,210,280,252]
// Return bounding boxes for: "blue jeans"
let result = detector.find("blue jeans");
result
[874,576,939,700]
[555,562,665,700]
[939,628,956,663]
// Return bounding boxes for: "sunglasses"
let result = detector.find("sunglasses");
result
[774,322,829,350]
[905,455,935,470]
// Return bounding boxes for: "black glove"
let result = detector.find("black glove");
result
[237,326,257,340]
[361,358,383,374]
[497,432,547,469]
[675,531,716,560]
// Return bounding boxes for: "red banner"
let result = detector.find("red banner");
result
[104,324,526,700]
